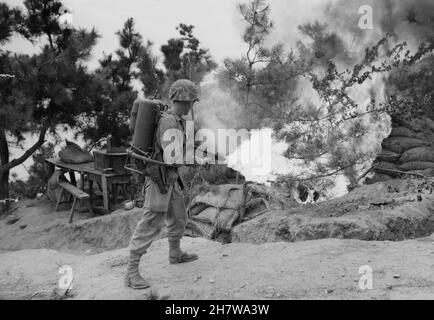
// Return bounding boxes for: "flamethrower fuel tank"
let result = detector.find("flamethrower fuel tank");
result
[130,98,163,156]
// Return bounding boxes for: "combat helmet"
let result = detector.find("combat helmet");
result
[169,79,200,102]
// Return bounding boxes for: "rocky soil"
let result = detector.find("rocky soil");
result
[1,178,433,300]
[233,178,434,243]
[1,235,433,300]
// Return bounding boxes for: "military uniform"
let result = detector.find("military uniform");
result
[125,79,199,289]
[129,112,187,256]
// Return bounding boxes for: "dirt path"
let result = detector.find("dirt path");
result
[1,235,433,300]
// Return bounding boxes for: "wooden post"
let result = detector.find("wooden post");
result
[89,180,93,209]
[55,188,64,211]
[69,197,77,223]
[69,171,77,186]
[101,176,110,212]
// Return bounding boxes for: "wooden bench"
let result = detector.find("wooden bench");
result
[56,181,93,223]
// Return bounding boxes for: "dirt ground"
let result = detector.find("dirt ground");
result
[1,235,433,300]
[234,178,434,243]
[0,178,433,300]
[0,199,143,254]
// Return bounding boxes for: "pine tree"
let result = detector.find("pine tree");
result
[218,0,274,129]
[0,0,99,213]
[161,23,216,95]
[79,18,164,148]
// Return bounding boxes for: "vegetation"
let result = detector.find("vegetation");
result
[219,0,433,188]
[1,0,433,211]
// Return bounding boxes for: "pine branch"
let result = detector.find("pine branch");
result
[0,122,49,174]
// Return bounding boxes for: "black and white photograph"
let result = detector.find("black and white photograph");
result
[0,0,433,307]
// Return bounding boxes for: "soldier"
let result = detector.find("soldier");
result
[125,79,200,289]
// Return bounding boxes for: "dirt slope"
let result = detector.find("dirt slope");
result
[1,236,433,300]
[0,199,143,254]
[2,179,433,256]
[233,178,434,243]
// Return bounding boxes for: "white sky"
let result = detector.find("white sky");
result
[5,0,247,67]
[4,0,328,180]
[3,0,327,68]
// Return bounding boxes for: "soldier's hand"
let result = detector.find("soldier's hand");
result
[195,156,211,166]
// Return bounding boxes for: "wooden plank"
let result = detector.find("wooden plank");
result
[46,158,132,213]
[55,188,64,211]
[45,159,97,175]
[45,158,132,178]
[58,182,89,199]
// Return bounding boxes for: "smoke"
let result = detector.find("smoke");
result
[195,0,432,198]
[266,0,434,192]
[324,0,434,46]
[271,0,434,56]
[195,71,244,131]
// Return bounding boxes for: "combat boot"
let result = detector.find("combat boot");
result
[124,252,151,289]
[168,239,199,264]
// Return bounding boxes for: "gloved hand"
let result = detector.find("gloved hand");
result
[195,156,211,165]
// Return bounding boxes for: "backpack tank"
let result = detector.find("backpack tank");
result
[130,98,163,156]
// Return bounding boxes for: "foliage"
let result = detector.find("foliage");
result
[222,0,434,187]
[78,18,164,148]
[161,23,216,95]
[10,143,55,199]
[218,0,276,128]
[0,0,99,208]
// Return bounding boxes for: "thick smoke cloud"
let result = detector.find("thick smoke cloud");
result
[270,0,433,61]
[195,0,432,195]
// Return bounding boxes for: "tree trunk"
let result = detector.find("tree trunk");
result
[0,124,48,214]
[0,129,10,214]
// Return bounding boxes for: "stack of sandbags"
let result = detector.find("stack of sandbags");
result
[188,184,244,239]
[372,114,434,182]
[186,183,288,240]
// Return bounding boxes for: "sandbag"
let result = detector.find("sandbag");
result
[59,140,93,164]
[192,207,239,229]
[381,137,427,154]
[188,183,286,239]
[389,127,416,138]
[398,161,434,172]
[420,168,434,176]
[375,161,398,170]
[365,173,393,184]
[224,189,246,209]
[399,147,434,163]
[374,161,400,177]
[376,150,401,162]
[191,184,244,208]
[422,115,434,132]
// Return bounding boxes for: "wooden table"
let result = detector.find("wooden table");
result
[45,158,132,212]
